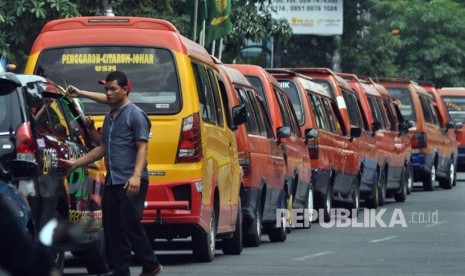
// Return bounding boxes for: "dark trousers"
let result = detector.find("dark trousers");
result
[102,179,158,276]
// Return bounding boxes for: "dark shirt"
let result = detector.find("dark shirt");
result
[101,103,151,185]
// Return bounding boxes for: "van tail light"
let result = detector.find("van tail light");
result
[15,122,37,162]
[307,141,319,159]
[176,113,203,163]
[238,151,251,179]
[411,132,427,148]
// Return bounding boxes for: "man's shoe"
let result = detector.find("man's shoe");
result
[139,264,163,276]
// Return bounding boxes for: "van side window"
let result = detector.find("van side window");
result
[192,62,217,124]
[368,97,386,129]
[208,70,224,127]
[235,87,260,135]
[308,93,329,130]
[217,78,234,130]
[419,96,438,125]
[342,90,364,129]
[245,76,268,110]
[322,98,340,134]
[251,93,275,139]
[275,88,301,137]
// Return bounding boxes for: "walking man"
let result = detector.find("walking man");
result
[62,71,162,276]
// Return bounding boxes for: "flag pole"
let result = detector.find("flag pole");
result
[211,40,216,56]
[193,0,199,42]
[218,38,224,61]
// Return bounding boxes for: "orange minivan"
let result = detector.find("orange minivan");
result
[339,73,411,203]
[25,16,245,261]
[438,87,465,172]
[379,78,447,191]
[419,82,458,188]
[267,69,360,220]
[227,64,313,232]
[291,68,379,209]
[215,63,290,245]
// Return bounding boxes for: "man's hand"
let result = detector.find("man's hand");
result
[66,85,81,98]
[124,175,141,197]
[59,158,77,176]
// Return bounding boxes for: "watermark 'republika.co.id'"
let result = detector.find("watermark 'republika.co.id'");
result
[276,208,439,228]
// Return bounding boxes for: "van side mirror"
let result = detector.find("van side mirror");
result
[305,128,318,139]
[277,126,291,139]
[232,104,247,130]
[10,160,39,181]
[398,121,409,135]
[371,121,382,134]
[349,126,362,141]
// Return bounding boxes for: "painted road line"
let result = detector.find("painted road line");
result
[369,236,398,243]
[293,251,333,261]
[425,221,447,228]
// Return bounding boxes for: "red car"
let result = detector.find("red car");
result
[267,69,360,221]
[291,68,378,210]
[215,62,288,245]
[227,64,312,233]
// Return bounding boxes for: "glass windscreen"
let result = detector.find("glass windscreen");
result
[311,80,335,99]
[442,96,465,122]
[0,91,22,134]
[386,87,416,122]
[277,79,304,124]
[34,46,180,115]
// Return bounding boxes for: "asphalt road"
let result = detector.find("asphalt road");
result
[64,174,465,275]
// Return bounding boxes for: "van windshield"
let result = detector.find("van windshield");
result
[442,96,465,123]
[34,46,180,115]
[386,87,416,122]
[277,79,304,124]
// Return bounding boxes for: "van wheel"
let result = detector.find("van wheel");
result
[243,200,262,247]
[365,172,379,209]
[320,182,333,223]
[268,190,289,242]
[439,160,454,190]
[85,229,110,274]
[301,184,314,228]
[394,165,408,202]
[222,199,243,255]
[406,163,414,194]
[423,165,436,191]
[50,249,65,274]
[349,179,360,218]
[378,170,387,206]
[192,208,216,262]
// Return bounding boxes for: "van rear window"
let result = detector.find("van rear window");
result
[443,96,465,122]
[386,87,416,122]
[34,46,180,115]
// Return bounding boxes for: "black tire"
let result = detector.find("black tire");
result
[439,159,454,190]
[320,182,333,223]
[192,208,216,262]
[50,249,65,274]
[301,184,314,229]
[394,165,408,203]
[365,171,379,209]
[222,199,243,255]
[349,178,360,218]
[378,170,387,206]
[85,229,110,274]
[406,163,414,194]
[243,199,262,247]
[423,165,436,191]
[268,190,289,242]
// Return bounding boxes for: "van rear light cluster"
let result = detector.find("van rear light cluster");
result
[238,151,251,179]
[411,132,427,148]
[176,113,203,163]
[15,122,37,162]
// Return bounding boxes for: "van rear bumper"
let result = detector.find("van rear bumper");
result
[141,180,212,235]
[411,153,434,181]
